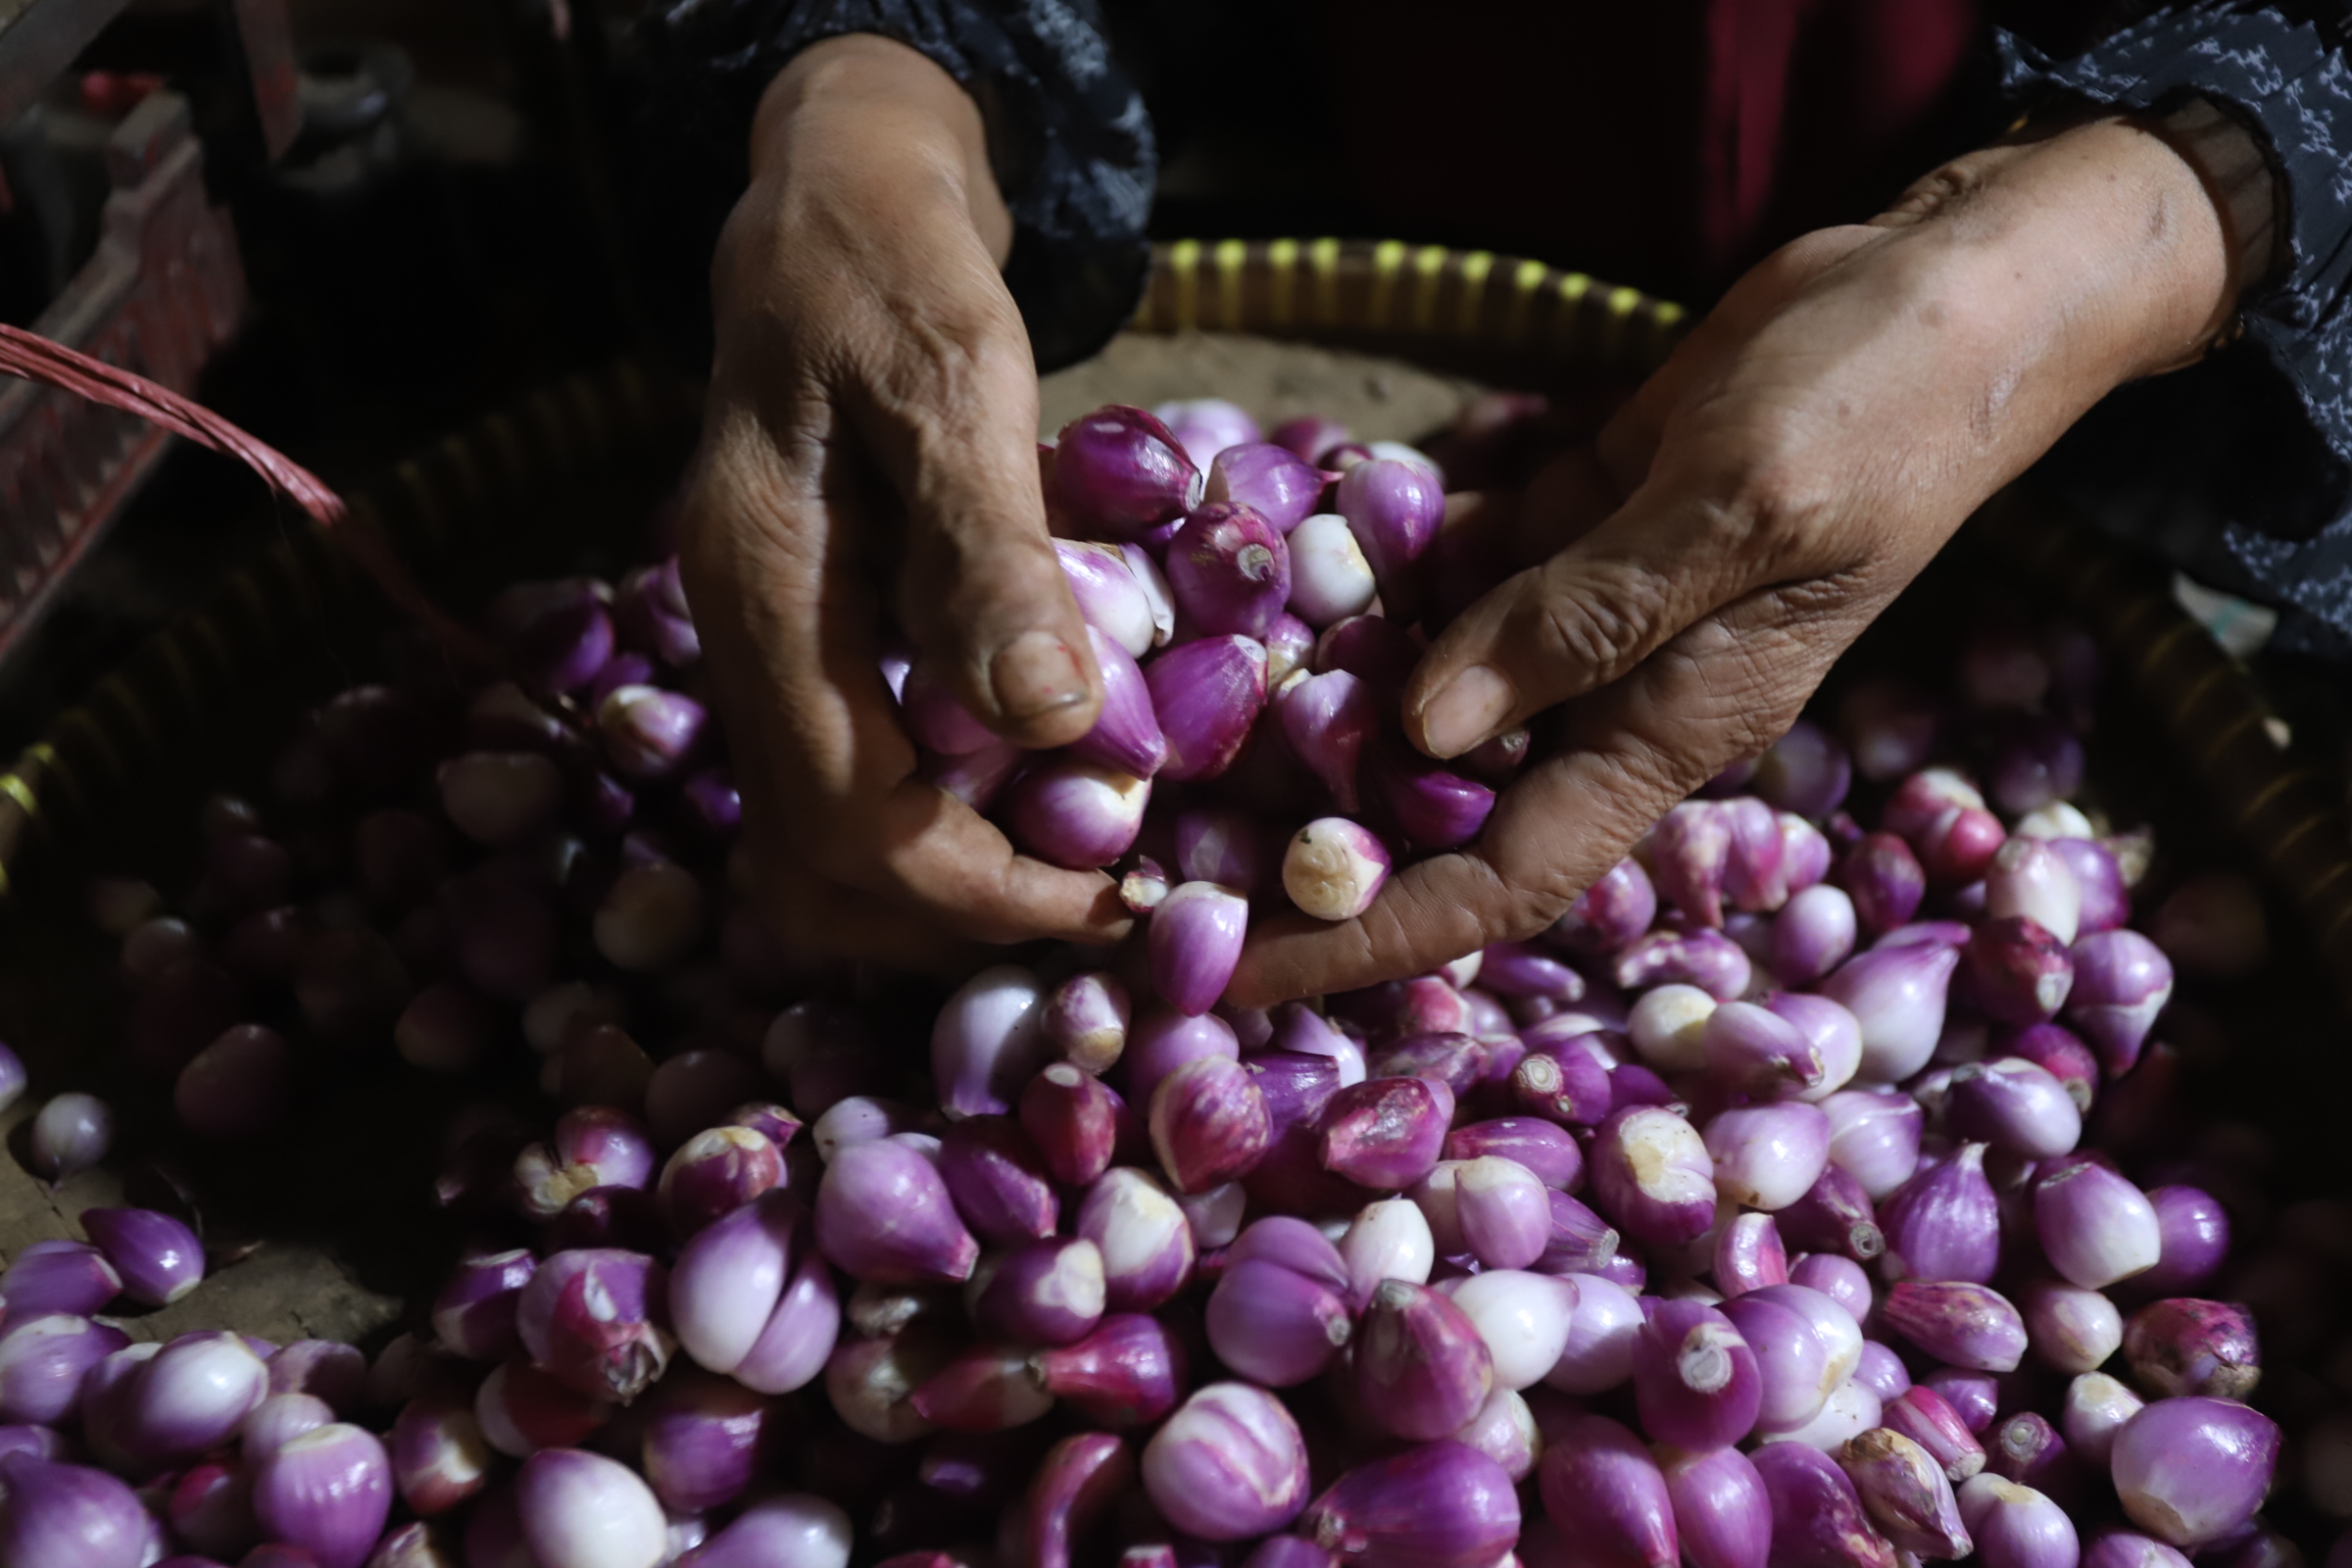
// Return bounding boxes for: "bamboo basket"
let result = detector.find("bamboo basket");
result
[1,239,2342,1000]
[0,238,2345,1375]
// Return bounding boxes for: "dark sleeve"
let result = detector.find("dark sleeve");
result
[1995,3,2352,656]
[631,0,1155,374]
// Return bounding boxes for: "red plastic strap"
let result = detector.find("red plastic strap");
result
[0,321,500,669]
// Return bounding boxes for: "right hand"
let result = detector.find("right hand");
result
[677,34,1133,968]
[1234,114,2244,1004]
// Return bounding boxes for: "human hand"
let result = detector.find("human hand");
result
[677,35,1131,967]
[1233,114,2251,1004]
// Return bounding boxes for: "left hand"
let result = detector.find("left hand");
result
[1230,113,2249,1005]
[679,36,1131,975]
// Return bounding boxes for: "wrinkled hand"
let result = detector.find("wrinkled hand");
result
[678,36,1130,968]
[1233,116,2241,1004]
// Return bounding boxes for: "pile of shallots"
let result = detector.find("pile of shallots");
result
[0,394,2331,1568]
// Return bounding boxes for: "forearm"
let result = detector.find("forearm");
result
[1875,116,2241,410]
[710,31,1026,408]
[746,33,1013,268]
[1674,112,2255,531]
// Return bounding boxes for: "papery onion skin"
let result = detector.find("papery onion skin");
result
[1205,1257,1351,1388]
[1148,636,1269,783]
[514,1446,668,1568]
[1750,1440,1899,1568]
[1166,504,1293,638]
[514,1249,675,1402]
[1839,1427,1972,1559]
[1882,1282,2028,1373]
[1634,1298,1762,1449]
[1352,1280,1495,1443]
[0,1240,121,1320]
[1140,1383,1310,1542]
[2109,1396,2278,1549]
[1956,1474,2080,1568]
[1536,1409,1680,1568]
[71,414,2335,1568]
[1592,1106,1719,1247]
[1283,817,1392,921]
[2117,1298,2258,1400]
[250,1423,395,1568]
[1885,1386,1988,1484]
[1319,1076,1452,1192]
[0,1451,153,1568]
[1306,1439,1521,1568]
[1659,1445,1773,1568]
[1020,1429,1134,1568]
[814,1140,981,1286]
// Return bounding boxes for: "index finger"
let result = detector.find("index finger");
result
[1230,584,1863,1004]
[684,405,1132,950]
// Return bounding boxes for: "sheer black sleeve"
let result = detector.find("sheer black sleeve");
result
[1998,3,2352,655]
[632,0,1155,374]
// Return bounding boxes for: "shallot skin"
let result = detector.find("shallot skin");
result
[47,409,2314,1568]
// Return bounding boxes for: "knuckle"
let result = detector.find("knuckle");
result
[1425,855,1570,956]
[1717,424,1834,548]
[1667,404,1842,580]
[1497,869,1577,945]
[907,544,1076,674]
[1355,896,1436,983]
[1526,565,1664,681]
[923,509,1057,590]
[1458,851,1583,951]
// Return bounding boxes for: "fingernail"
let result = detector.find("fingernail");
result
[1420,663,1514,758]
[991,630,1088,722]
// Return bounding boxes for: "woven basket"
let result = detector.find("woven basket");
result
[0,238,2341,999]
[0,234,2339,1538]
[1128,236,1690,375]
[0,232,2341,1419]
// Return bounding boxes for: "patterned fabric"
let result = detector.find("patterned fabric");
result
[633,0,2352,652]
[2000,3,2352,654]
[632,0,1154,372]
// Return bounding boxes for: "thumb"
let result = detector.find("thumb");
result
[1400,470,1781,760]
[856,323,1104,751]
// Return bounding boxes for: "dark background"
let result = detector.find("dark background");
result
[0,0,2121,749]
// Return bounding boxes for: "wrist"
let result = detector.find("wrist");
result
[1881,116,2238,395]
[751,35,1012,264]
[2141,97,2278,321]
